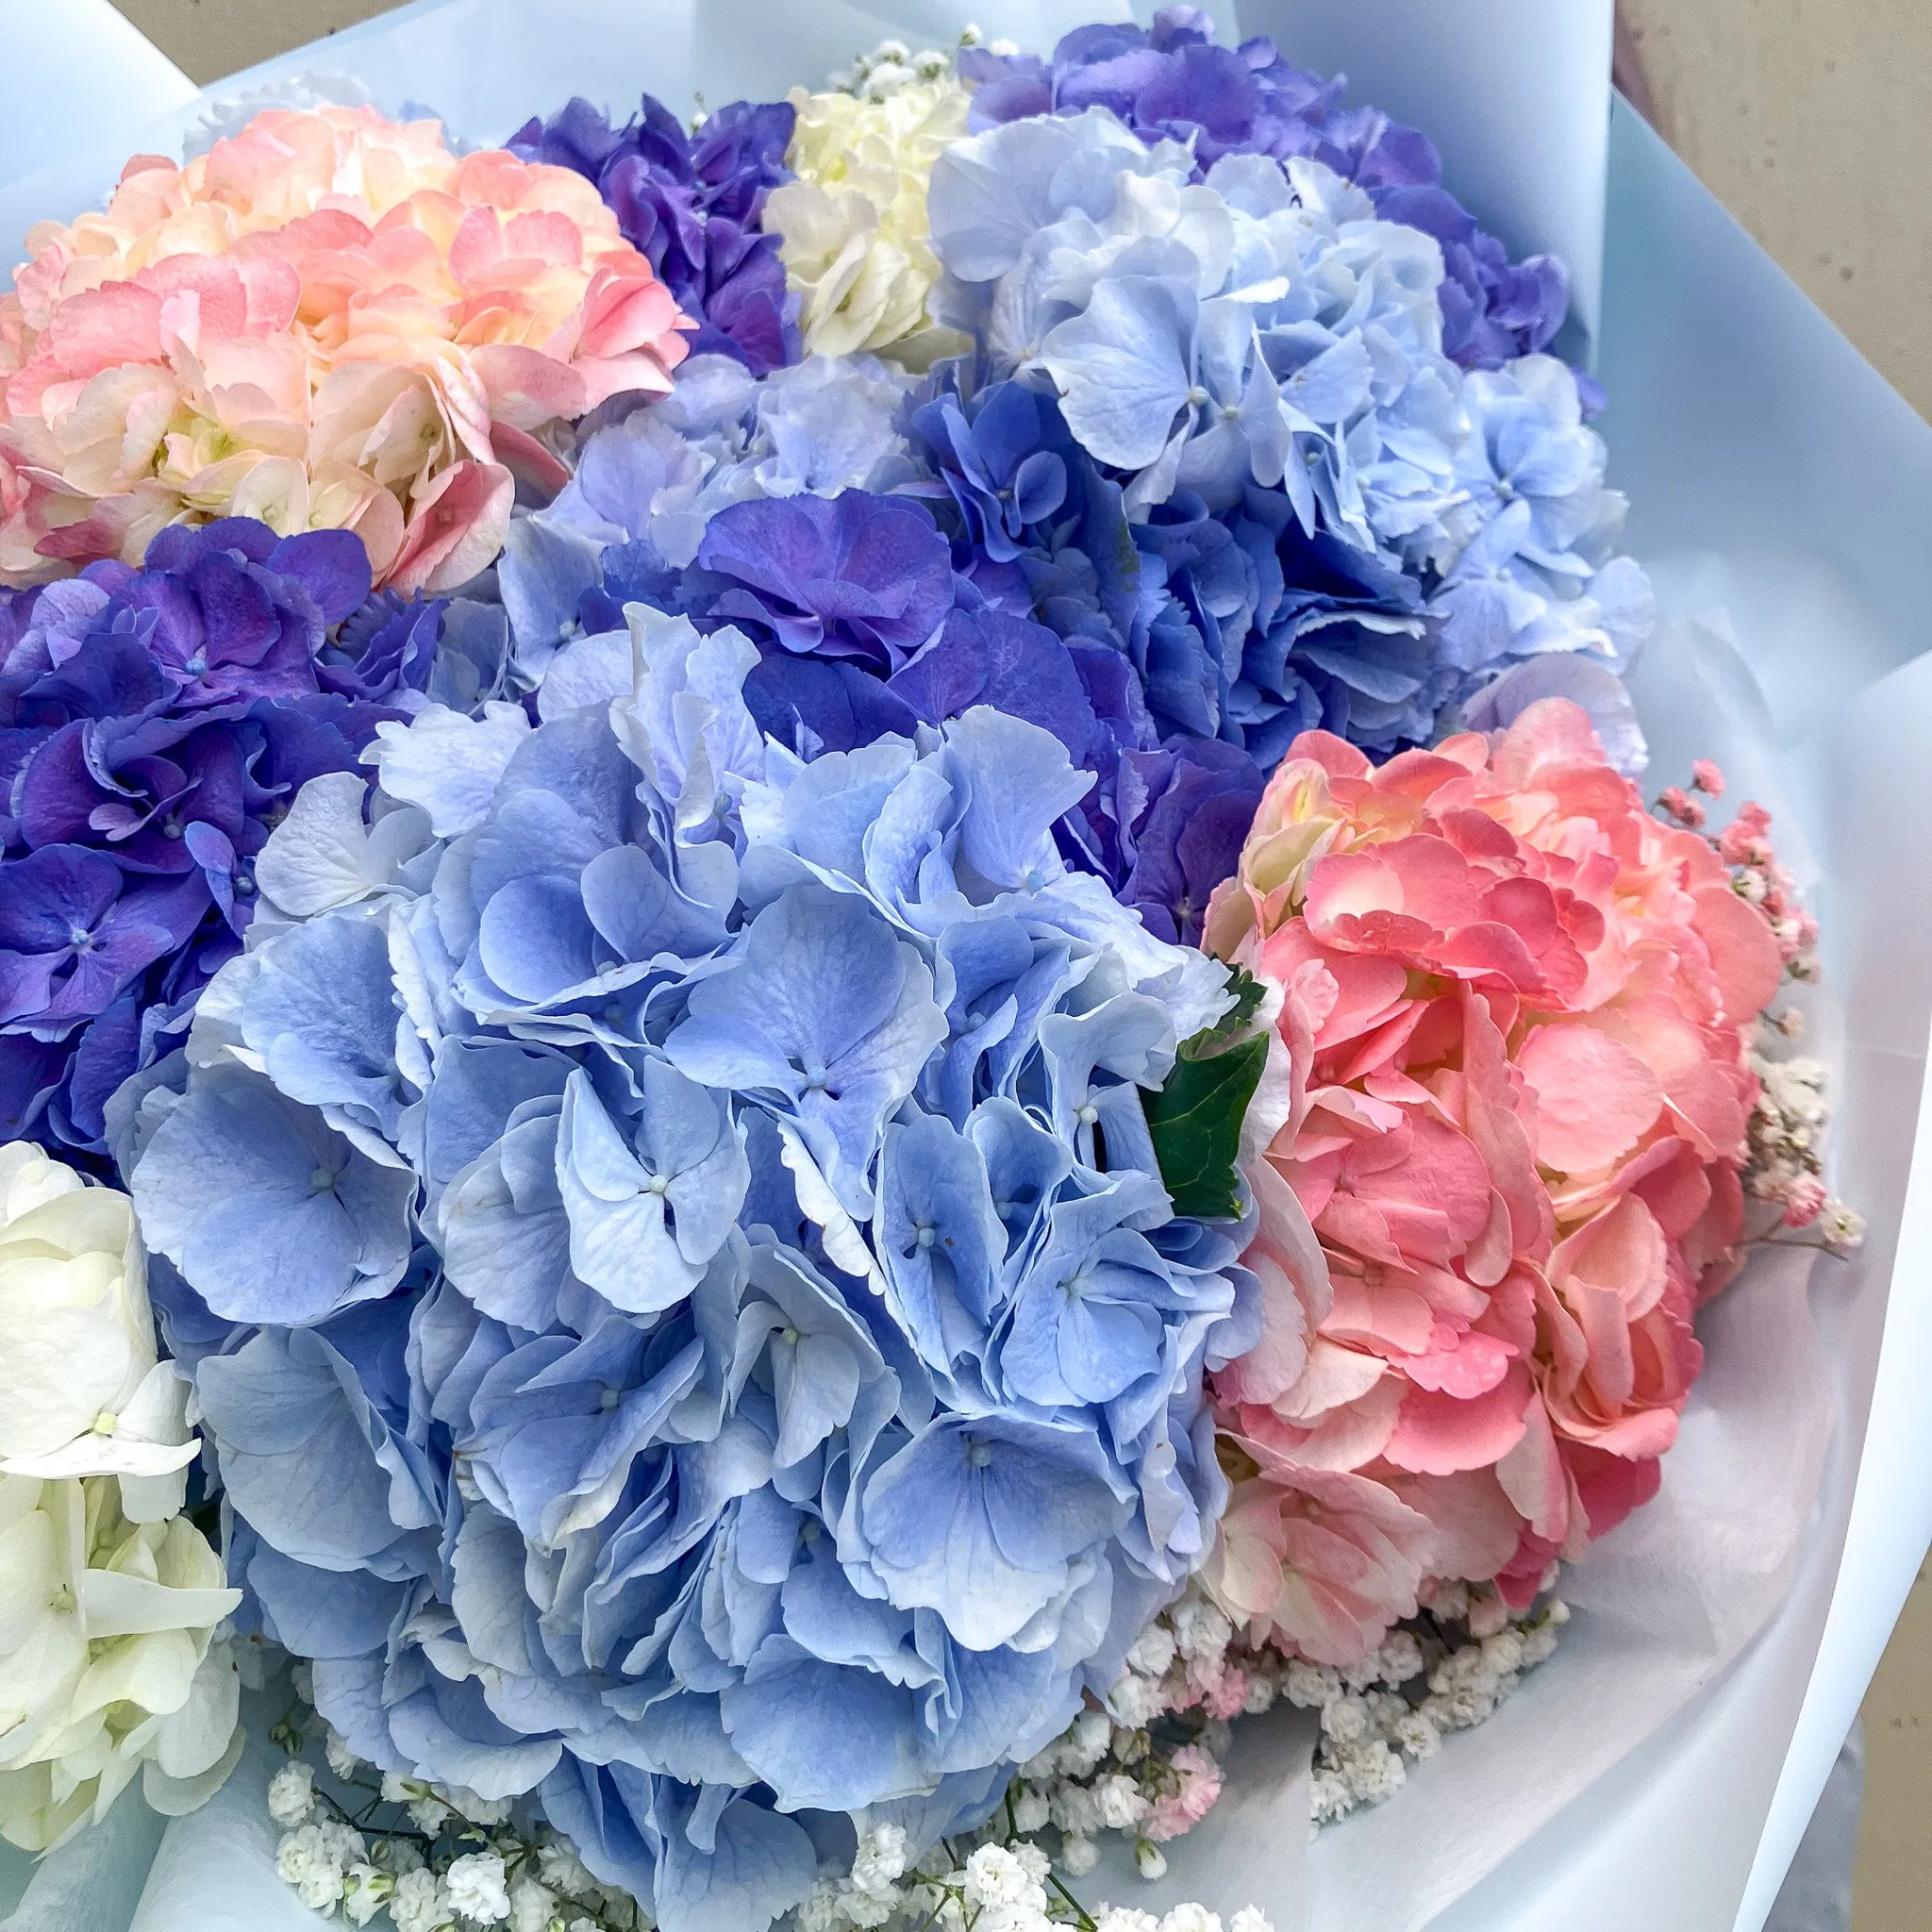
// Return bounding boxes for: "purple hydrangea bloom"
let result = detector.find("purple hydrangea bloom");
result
[961,5,1569,369]
[599,476,1265,948]
[691,492,956,673]
[0,518,448,1162]
[508,93,800,375]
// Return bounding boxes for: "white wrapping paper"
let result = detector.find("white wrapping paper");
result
[0,0,194,190]
[5,8,1931,1932]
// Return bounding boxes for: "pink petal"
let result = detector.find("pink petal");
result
[1518,1023,1665,1174]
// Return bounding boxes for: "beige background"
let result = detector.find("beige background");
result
[95,1,1932,1924]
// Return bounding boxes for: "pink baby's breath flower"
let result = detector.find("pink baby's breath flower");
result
[1143,1745,1224,1842]
[1781,1175,1828,1228]
[1657,785,1705,829]
[1690,758,1725,796]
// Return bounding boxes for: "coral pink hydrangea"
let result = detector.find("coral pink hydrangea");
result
[1202,699,1788,1664]
[0,106,693,591]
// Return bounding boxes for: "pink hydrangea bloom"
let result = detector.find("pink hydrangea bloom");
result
[1204,700,1788,1656]
[0,107,692,590]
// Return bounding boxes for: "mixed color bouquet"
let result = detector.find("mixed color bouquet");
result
[0,11,1863,1932]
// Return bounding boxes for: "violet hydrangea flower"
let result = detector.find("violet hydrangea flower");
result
[0,517,503,1162]
[508,93,800,375]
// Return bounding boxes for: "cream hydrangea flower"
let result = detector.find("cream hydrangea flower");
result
[764,78,972,369]
[0,1474,242,1850]
[0,1144,197,1521]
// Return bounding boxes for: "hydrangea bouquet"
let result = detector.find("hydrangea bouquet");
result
[0,8,1902,1932]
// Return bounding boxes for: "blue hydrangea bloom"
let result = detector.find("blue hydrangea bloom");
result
[928,108,1465,564]
[0,517,507,1166]
[130,612,1255,1932]
[959,4,1569,371]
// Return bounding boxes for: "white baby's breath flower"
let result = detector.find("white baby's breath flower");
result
[1095,1910,1161,1932]
[267,1759,318,1826]
[1158,1907,1223,1932]
[1135,1840,1168,1881]
[276,1821,357,1912]
[342,1861,395,1927]
[325,1728,363,1779]
[508,1874,558,1932]
[1011,1786,1050,1834]
[444,1850,512,1924]
[536,1839,597,1900]
[1230,1911,1276,1932]
[850,1821,909,1895]
[963,1842,1046,1911]
[391,1867,454,1932]
[1125,1624,1178,1677]
[1059,1833,1099,1877]
[1096,1773,1150,1830]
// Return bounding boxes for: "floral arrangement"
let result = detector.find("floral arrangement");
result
[0,10,1860,1932]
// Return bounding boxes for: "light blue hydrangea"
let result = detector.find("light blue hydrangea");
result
[929,108,1465,565]
[498,352,924,676]
[129,605,1256,1932]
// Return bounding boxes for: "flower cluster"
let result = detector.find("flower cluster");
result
[123,607,1255,1932]
[0,19,1855,1929]
[0,516,502,1162]
[923,104,1650,760]
[1654,766,1859,1247]
[1200,700,1792,1659]
[0,106,693,591]
[0,1144,242,1852]
[508,93,800,375]
[265,1721,627,1932]
[1062,1576,1566,1843]
[958,6,1569,371]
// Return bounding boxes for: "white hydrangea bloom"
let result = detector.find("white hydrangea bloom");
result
[765,78,973,367]
[0,1144,199,1507]
[0,1472,242,1853]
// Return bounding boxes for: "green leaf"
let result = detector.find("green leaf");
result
[1142,1027,1270,1222]
[1182,965,1265,1058]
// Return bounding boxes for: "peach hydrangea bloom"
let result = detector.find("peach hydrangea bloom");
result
[1203,699,1787,1662]
[0,106,693,591]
